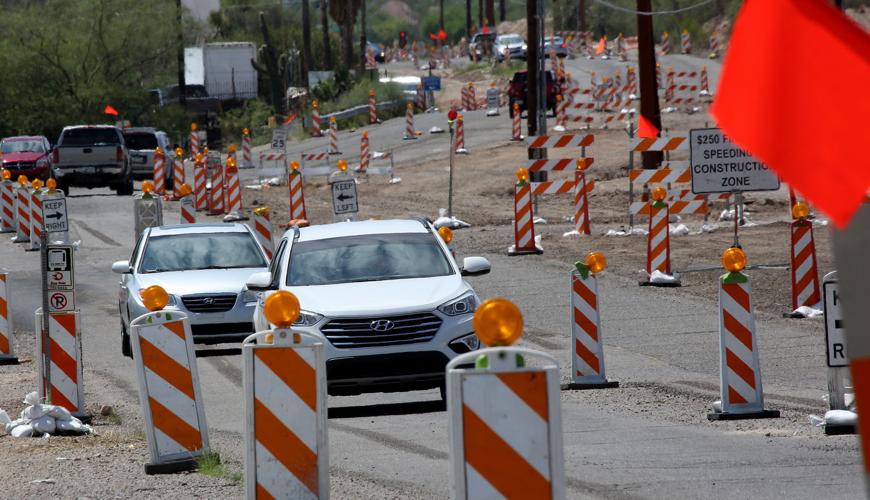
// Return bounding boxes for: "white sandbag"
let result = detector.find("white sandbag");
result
[46,406,72,421]
[0,409,10,434]
[669,223,689,236]
[55,418,87,434]
[21,403,48,420]
[649,270,680,284]
[31,415,56,435]
[24,391,41,406]
[824,410,858,427]
[10,425,34,438]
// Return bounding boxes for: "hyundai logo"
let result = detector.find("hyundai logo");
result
[202,297,215,305]
[370,319,395,332]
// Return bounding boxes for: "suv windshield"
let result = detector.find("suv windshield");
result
[1,140,44,153]
[123,132,158,150]
[60,128,120,147]
[139,233,267,273]
[287,233,453,286]
[498,36,523,45]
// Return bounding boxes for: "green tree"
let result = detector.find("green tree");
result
[329,0,363,70]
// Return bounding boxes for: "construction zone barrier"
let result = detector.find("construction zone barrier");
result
[447,298,565,499]
[153,147,166,195]
[508,169,541,256]
[454,114,468,154]
[511,104,522,140]
[461,82,476,111]
[193,156,207,210]
[328,117,340,154]
[0,271,17,365]
[179,184,195,224]
[663,68,705,114]
[709,248,780,421]
[28,181,44,251]
[130,287,209,474]
[298,151,334,179]
[134,182,163,241]
[641,188,680,286]
[243,291,329,499]
[252,207,274,259]
[242,128,254,168]
[564,160,594,236]
[404,102,416,140]
[190,124,201,158]
[709,30,720,59]
[368,89,378,124]
[258,151,288,184]
[564,253,619,390]
[660,31,670,55]
[0,171,14,233]
[790,203,821,311]
[36,309,88,421]
[680,29,692,54]
[208,158,225,216]
[288,163,308,221]
[356,151,399,184]
[359,132,370,172]
[224,157,246,222]
[311,100,322,137]
[172,148,186,200]
[13,177,30,243]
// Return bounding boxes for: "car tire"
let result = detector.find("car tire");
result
[55,179,69,197]
[116,176,134,196]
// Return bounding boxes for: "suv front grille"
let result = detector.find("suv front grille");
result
[182,293,237,313]
[321,312,442,348]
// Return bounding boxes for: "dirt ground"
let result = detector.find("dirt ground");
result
[244,119,833,322]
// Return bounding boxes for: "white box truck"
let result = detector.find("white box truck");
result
[185,42,258,101]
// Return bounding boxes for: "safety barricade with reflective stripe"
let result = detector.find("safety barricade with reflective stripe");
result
[355,152,398,184]
[28,188,44,251]
[252,207,274,260]
[172,158,185,200]
[526,134,594,149]
[134,193,164,242]
[13,184,30,243]
[288,171,308,221]
[447,347,565,499]
[180,194,196,224]
[209,159,225,216]
[244,329,329,499]
[790,219,821,310]
[36,309,87,419]
[300,151,335,179]
[131,310,209,473]
[0,179,15,233]
[566,269,618,388]
[646,202,671,276]
[508,181,541,255]
[0,272,17,364]
[194,160,208,210]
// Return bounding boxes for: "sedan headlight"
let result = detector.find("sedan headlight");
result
[242,289,261,304]
[522,44,528,51]
[294,310,323,327]
[438,292,478,316]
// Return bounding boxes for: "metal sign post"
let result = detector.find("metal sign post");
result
[39,230,51,403]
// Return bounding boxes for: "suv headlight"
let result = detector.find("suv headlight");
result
[242,289,261,304]
[294,310,323,327]
[438,292,478,316]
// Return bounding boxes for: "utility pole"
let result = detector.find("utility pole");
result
[321,0,332,70]
[578,0,586,34]
[478,0,483,30]
[466,0,472,37]
[499,0,506,22]
[301,0,312,88]
[527,0,547,185]
[359,0,367,73]
[636,0,663,168]
[176,0,186,108]
[440,0,445,30]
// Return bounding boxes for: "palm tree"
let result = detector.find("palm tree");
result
[328,0,363,70]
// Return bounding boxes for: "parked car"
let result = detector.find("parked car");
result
[544,36,569,58]
[112,223,270,358]
[508,69,561,117]
[122,127,172,181]
[0,136,52,181]
[494,33,527,62]
[468,32,497,60]
[247,218,491,399]
[52,125,133,195]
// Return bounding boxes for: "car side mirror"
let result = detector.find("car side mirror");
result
[111,260,132,274]
[246,271,274,291]
[461,256,491,277]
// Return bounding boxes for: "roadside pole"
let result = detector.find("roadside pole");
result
[636,0,663,169]
[447,109,457,218]
[40,227,51,403]
[527,0,547,210]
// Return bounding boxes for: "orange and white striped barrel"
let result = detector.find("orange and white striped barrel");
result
[572,169,591,235]
[193,159,207,210]
[130,310,209,472]
[1,179,15,233]
[680,29,692,54]
[153,149,166,195]
[0,272,17,364]
[512,104,522,140]
[13,184,30,243]
[243,329,329,499]
[252,207,274,259]
[36,310,86,418]
[172,157,185,199]
[288,170,307,221]
[180,194,195,224]
[568,270,618,388]
[508,181,541,255]
[454,114,468,154]
[404,103,416,140]
[226,164,243,216]
[209,162,225,216]
[190,128,201,158]
[242,132,254,168]
[368,90,377,124]
[790,219,821,310]
[447,347,565,499]
[646,201,671,275]
[660,31,670,55]
[359,132,370,173]
[328,117,339,154]
[28,187,44,251]
[710,273,780,419]
[311,102,322,137]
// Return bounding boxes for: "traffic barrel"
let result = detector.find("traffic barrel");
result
[130,285,210,474]
[0,271,18,365]
[12,176,30,244]
[328,117,340,155]
[189,123,200,158]
[508,168,542,256]
[790,202,821,311]
[36,309,89,422]
[179,184,195,224]
[288,161,308,221]
[243,291,329,498]
[311,100,322,137]
[446,298,566,499]
[1,170,16,233]
[153,147,166,195]
[27,180,44,251]
[403,102,416,140]
[208,160,225,216]
[564,253,619,390]
[709,248,781,421]
[193,155,207,210]
[134,181,164,242]
[252,207,274,260]
[172,147,185,200]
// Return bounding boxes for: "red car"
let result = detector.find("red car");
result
[508,70,561,118]
[1,136,53,180]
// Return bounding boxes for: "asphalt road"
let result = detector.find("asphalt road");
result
[1,52,864,499]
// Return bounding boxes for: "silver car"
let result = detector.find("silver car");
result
[112,223,269,357]
[122,127,172,181]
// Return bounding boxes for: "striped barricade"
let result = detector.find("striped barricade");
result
[172,156,185,200]
[224,159,246,221]
[36,309,87,420]
[13,182,30,243]
[645,199,673,279]
[288,168,308,221]
[242,131,254,168]
[300,151,334,179]
[130,308,209,473]
[709,254,780,420]
[208,158,225,216]
[153,148,166,195]
[356,151,399,184]
[258,151,288,185]
[193,159,208,210]
[328,117,340,154]
[1,177,15,233]
[564,263,618,389]
[0,272,17,365]
[447,347,565,499]
[252,207,274,260]
[134,192,163,242]
[28,186,44,251]
[628,160,732,218]
[508,177,541,256]
[790,218,821,310]
[243,328,329,499]
[180,193,195,224]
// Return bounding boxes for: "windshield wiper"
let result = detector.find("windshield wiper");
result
[191,265,255,271]
[142,268,174,273]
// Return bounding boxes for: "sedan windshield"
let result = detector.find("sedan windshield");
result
[139,233,267,273]
[1,140,45,153]
[499,36,523,45]
[287,233,453,286]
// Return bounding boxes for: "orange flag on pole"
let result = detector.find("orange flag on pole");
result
[638,114,659,138]
[595,37,606,55]
[711,0,870,228]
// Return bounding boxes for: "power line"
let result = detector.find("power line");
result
[590,0,715,16]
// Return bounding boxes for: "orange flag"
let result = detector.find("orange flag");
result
[594,37,606,55]
[638,114,659,138]
[103,105,119,116]
[711,0,870,228]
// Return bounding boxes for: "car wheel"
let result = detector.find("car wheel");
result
[55,179,69,197]
[116,176,134,196]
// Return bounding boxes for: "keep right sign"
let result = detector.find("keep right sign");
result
[689,128,780,194]
[824,272,848,368]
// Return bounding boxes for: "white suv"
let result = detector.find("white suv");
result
[247,219,491,397]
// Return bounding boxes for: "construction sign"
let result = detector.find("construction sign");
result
[689,128,780,194]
